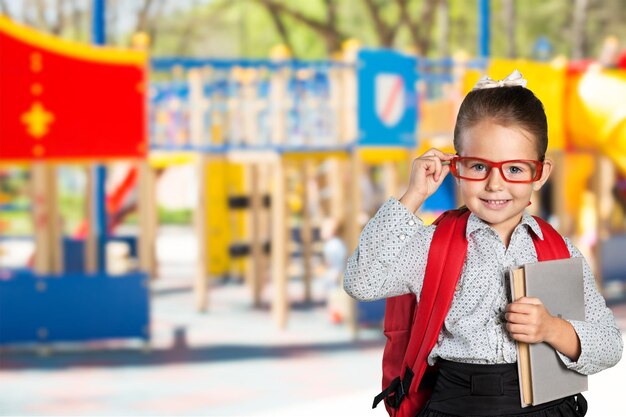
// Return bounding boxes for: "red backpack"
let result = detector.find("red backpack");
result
[372,208,570,417]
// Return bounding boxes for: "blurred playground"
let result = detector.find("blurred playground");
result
[1,1,626,416]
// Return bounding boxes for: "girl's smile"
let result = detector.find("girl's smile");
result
[479,198,512,209]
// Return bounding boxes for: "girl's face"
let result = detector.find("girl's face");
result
[456,119,552,244]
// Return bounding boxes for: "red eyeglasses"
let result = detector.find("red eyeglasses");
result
[448,156,544,183]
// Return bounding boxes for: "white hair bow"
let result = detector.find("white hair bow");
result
[472,69,528,91]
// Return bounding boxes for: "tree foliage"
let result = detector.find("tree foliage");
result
[3,0,626,60]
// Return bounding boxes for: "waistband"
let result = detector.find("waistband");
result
[428,359,576,416]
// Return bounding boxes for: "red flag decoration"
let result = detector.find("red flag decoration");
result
[0,16,147,161]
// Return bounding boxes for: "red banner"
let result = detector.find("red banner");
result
[0,16,147,161]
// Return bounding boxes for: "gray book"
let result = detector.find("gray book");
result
[508,257,588,407]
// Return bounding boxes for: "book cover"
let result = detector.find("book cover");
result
[508,257,588,407]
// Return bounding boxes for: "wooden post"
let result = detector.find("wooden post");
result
[327,158,345,223]
[300,160,314,303]
[84,165,97,274]
[138,160,157,277]
[30,163,63,274]
[593,153,616,287]
[345,150,363,337]
[46,164,63,274]
[242,163,253,289]
[595,154,615,241]
[258,163,271,301]
[229,162,245,282]
[267,58,289,325]
[271,158,288,328]
[136,158,154,353]
[337,47,359,336]
[31,163,52,275]
[195,154,210,311]
[249,163,264,307]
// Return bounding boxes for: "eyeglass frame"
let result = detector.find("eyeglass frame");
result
[446,156,544,183]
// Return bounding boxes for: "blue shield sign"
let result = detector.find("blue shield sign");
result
[375,73,406,127]
[358,49,417,147]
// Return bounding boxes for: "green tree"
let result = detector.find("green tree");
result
[4,0,626,61]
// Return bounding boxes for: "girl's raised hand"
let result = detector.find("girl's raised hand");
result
[399,149,455,212]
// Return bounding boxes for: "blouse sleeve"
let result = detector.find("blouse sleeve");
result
[343,197,436,302]
[555,237,624,375]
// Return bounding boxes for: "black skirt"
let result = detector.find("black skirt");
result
[417,359,587,417]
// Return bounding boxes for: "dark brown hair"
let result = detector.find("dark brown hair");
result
[453,86,548,161]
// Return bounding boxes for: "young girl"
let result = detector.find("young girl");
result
[344,71,623,417]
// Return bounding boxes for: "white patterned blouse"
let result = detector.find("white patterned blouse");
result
[344,198,623,375]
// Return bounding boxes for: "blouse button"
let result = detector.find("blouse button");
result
[399,234,406,241]
[408,220,415,226]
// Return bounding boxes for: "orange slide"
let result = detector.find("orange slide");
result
[565,68,626,174]
[74,166,138,238]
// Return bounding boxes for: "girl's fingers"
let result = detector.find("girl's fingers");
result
[517,297,542,305]
[440,152,456,162]
[418,149,455,182]
[505,312,531,324]
[506,302,534,314]
[408,149,455,197]
[506,323,527,335]
[419,155,441,178]
[420,149,455,160]
[416,156,438,178]
[507,323,538,337]
[437,165,450,183]
[509,333,535,343]
[431,156,442,182]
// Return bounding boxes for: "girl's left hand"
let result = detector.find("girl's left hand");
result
[505,297,556,344]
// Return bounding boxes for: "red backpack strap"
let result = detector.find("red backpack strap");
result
[531,216,570,261]
[374,208,470,414]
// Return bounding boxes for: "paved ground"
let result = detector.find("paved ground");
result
[1,227,625,416]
